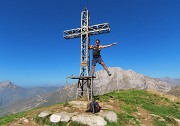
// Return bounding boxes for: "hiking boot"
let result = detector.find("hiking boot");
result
[91,74,95,78]
[107,71,112,76]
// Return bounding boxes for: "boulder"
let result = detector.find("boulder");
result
[151,114,165,122]
[98,111,118,122]
[69,101,89,110]
[174,118,180,125]
[49,112,75,123]
[59,112,73,122]
[38,111,52,118]
[72,114,107,126]
[50,113,62,123]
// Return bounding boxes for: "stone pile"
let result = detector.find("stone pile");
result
[37,100,118,126]
[38,110,117,126]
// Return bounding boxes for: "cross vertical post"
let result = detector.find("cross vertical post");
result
[80,8,90,76]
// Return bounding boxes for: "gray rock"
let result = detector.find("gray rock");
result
[72,114,107,126]
[50,113,61,123]
[69,101,89,110]
[49,112,74,123]
[151,114,165,122]
[22,117,29,123]
[59,112,73,122]
[158,118,165,122]
[174,118,180,125]
[98,111,118,122]
[38,111,52,118]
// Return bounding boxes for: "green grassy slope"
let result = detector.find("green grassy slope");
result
[96,90,180,126]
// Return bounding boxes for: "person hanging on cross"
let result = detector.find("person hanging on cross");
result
[89,39,117,77]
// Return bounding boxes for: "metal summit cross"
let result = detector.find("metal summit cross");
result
[63,8,110,100]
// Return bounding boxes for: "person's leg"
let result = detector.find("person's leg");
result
[100,62,108,71]
[100,62,111,76]
[98,57,111,76]
[92,65,95,76]
[91,58,97,76]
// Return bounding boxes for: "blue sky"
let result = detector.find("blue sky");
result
[0,0,180,87]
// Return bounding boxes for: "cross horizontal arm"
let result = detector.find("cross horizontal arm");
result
[88,23,110,36]
[63,23,110,39]
[63,28,81,39]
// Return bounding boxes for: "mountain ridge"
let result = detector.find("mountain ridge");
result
[159,77,180,85]
[0,81,63,112]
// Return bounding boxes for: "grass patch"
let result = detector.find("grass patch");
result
[98,89,180,125]
[106,120,121,126]
[0,112,26,125]
[34,115,51,125]
[116,112,140,125]
[100,90,179,115]
[68,121,88,126]
[63,102,72,108]
[104,112,136,126]
[121,104,137,114]
[154,119,167,126]
[143,103,180,118]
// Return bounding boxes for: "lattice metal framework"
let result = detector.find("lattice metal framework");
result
[63,8,110,100]
[63,8,110,76]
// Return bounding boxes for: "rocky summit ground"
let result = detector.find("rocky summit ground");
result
[0,89,180,126]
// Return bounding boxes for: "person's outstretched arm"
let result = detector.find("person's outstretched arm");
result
[88,45,94,49]
[99,42,117,49]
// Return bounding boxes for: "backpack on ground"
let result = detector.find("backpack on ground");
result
[88,100,101,113]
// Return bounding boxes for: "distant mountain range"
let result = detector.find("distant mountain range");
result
[0,67,179,117]
[159,77,180,85]
[158,77,180,97]
[0,81,63,115]
[0,81,27,108]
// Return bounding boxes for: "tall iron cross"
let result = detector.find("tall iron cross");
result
[63,8,110,76]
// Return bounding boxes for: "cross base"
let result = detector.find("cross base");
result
[67,76,95,101]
